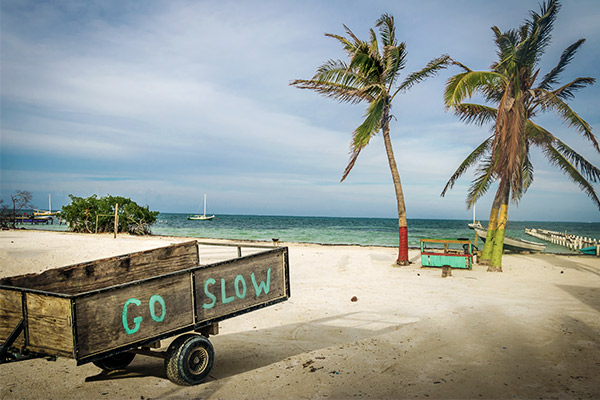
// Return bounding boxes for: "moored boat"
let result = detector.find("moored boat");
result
[580,246,600,256]
[188,194,215,221]
[470,226,546,253]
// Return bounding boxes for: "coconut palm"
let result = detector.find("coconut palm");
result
[291,14,450,265]
[442,0,599,271]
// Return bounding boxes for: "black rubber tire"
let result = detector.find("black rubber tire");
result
[165,334,214,386]
[93,352,136,371]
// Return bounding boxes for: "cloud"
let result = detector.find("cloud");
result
[1,0,599,221]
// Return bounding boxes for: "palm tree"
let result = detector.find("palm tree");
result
[291,14,450,265]
[442,0,599,271]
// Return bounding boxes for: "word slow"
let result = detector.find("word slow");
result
[202,268,271,309]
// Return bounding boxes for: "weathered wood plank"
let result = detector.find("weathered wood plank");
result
[0,241,199,295]
[75,273,194,357]
[26,293,74,357]
[0,289,25,347]
[194,250,288,323]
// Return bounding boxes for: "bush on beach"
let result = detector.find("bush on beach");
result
[61,194,159,235]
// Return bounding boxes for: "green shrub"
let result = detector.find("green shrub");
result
[61,194,159,235]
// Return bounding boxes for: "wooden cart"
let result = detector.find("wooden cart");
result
[420,238,473,269]
[0,240,290,385]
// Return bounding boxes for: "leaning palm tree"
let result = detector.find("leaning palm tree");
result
[442,0,599,271]
[291,14,450,265]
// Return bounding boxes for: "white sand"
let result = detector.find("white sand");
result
[1,230,599,399]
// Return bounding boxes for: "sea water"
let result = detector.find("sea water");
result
[26,213,599,253]
[150,214,600,254]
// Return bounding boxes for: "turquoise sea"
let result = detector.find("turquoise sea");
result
[27,213,599,253]
[152,214,600,253]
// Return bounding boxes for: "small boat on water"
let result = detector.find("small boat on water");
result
[469,223,546,253]
[188,194,215,221]
[188,214,215,221]
[33,194,60,219]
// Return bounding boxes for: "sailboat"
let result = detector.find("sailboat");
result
[33,193,60,219]
[188,194,215,221]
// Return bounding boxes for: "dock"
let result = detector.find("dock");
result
[525,228,599,254]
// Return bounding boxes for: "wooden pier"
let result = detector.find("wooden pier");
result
[525,228,599,254]
[14,216,55,225]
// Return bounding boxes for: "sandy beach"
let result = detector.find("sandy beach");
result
[0,230,599,399]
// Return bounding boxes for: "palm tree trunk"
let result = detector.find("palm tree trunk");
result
[479,187,503,265]
[488,183,510,272]
[381,106,409,266]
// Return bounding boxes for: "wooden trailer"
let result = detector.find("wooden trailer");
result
[420,238,473,269]
[0,240,290,385]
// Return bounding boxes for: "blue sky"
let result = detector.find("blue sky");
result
[1,0,599,222]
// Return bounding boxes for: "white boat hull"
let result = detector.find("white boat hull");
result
[188,193,215,221]
[474,228,546,252]
[187,215,215,221]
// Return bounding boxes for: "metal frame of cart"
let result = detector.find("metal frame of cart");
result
[0,240,290,385]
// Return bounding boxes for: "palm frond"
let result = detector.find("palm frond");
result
[340,148,362,183]
[341,95,387,181]
[526,120,600,182]
[354,95,386,148]
[491,26,502,41]
[537,89,600,152]
[291,58,381,104]
[524,119,552,145]
[343,24,361,47]
[441,136,493,197]
[523,0,560,65]
[382,43,407,87]
[538,38,586,90]
[312,59,357,85]
[466,156,496,207]
[512,154,535,202]
[522,156,535,195]
[444,71,505,107]
[493,28,519,65]
[290,78,374,104]
[452,103,498,126]
[451,59,472,73]
[541,140,600,210]
[368,28,379,59]
[551,137,600,183]
[550,77,595,101]
[511,145,533,203]
[324,33,356,56]
[395,54,452,96]
[376,13,396,47]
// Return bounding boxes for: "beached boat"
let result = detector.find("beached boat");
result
[470,225,546,253]
[188,194,215,221]
[580,246,599,256]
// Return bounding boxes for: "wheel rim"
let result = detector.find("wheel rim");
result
[187,346,209,376]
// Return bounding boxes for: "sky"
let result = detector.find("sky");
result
[1,0,599,222]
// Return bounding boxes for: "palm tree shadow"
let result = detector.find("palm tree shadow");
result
[210,311,416,380]
[556,284,600,312]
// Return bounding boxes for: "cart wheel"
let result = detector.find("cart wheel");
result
[93,352,136,371]
[165,334,214,385]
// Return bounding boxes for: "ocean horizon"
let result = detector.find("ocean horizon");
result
[27,213,600,254]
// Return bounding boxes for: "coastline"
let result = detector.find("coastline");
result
[8,224,597,256]
[1,230,599,399]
